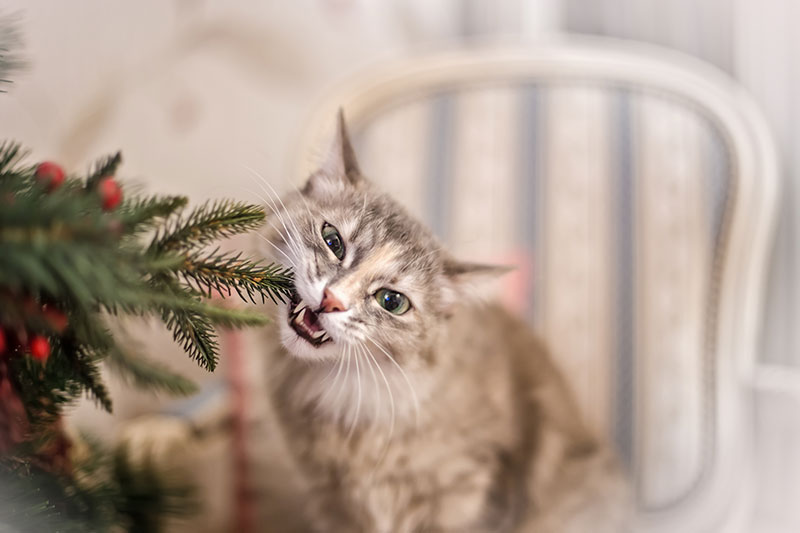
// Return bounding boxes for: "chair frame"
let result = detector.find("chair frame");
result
[293,36,780,533]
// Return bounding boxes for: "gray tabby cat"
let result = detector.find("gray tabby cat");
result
[260,112,631,532]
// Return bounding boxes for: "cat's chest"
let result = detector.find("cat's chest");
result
[294,417,517,532]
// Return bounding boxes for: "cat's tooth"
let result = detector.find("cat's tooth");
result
[320,333,330,343]
[294,301,307,313]
[311,330,325,340]
[294,308,306,324]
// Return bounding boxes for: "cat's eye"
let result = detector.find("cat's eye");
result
[321,222,345,260]
[374,289,411,315]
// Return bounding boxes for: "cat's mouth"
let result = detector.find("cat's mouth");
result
[287,290,332,347]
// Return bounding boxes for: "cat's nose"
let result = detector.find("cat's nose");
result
[319,288,346,313]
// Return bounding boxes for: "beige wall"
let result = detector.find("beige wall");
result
[0,0,560,435]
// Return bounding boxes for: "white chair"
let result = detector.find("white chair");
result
[292,37,780,532]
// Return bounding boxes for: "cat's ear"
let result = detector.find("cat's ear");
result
[441,257,513,307]
[304,109,363,195]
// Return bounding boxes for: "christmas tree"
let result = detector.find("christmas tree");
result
[0,144,293,532]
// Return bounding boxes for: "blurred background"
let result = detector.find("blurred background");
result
[1,1,799,532]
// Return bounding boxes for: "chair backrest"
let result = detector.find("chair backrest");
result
[292,38,779,532]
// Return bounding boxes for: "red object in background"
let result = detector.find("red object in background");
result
[0,329,6,355]
[98,177,123,211]
[29,335,50,362]
[0,374,29,454]
[34,161,66,191]
[223,326,255,533]
[42,306,68,333]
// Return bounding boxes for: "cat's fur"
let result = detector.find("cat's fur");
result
[259,112,631,532]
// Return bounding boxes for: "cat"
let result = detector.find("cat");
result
[258,111,632,533]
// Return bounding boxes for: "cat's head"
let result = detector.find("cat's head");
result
[262,111,506,366]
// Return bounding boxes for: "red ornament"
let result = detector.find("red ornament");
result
[34,161,66,191]
[41,306,68,333]
[29,335,50,362]
[98,176,122,211]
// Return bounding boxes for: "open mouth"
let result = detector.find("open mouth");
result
[288,290,332,347]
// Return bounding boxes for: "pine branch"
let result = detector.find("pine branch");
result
[0,180,115,238]
[181,248,294,304]
[152,293,270,372]
[69,346,113,412]
[0,466,97,533]
[0,143,294,531]
[152,200,265,252]
[0,14,24,94]
[0,141,28,176]
[160,306,219,371]
[194,302,270,328]
[85,152,122,190]
[0,243,188,316]
[0,244,146,312]
[11,349,85,426]
[105,346,198,396]
[0,438,194,533]
[118,195,188,232]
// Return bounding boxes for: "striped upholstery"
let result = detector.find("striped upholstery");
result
[294,43,779,531]
[339,83,731,512]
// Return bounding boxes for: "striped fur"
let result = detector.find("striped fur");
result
[256,113,631,532]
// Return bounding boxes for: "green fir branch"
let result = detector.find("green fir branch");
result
[10,348,86,426]
[0,141,28,176]
[105,346,198,397]
[181,248,294,304]
[160,306,219,371]
[85,152,122,189]
[0,466,100,533]
[152,200,265,252]
[69,346,113,412]
[118,195,188,231]
[0,14,25,94]
[0,142,290,530]
[194,301,271,328]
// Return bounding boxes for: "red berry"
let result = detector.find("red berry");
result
[42,307,68,333]
[29,335,50,362]
[34,161,66,191]
[98,176,122,211]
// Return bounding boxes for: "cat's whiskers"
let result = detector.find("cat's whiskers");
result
[319,354,342,386]
[261,193,304,260]
[366,335,421,429]
[258,175,311,263]
[345,345,363,441]
[334,347,353,423]
[265,218,301,259]
[241,169,305,259]
[320,345,348,405]
[254,231,298,270]
[241,183,305,260]
[358,341,396,473]
[359,341,382,426]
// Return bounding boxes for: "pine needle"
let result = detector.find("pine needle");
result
[0,142,291,528]
[152,200,265,252]
[181,248,294,304]
[105,346,198,396]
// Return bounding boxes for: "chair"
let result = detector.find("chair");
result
[292,36,780,532]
